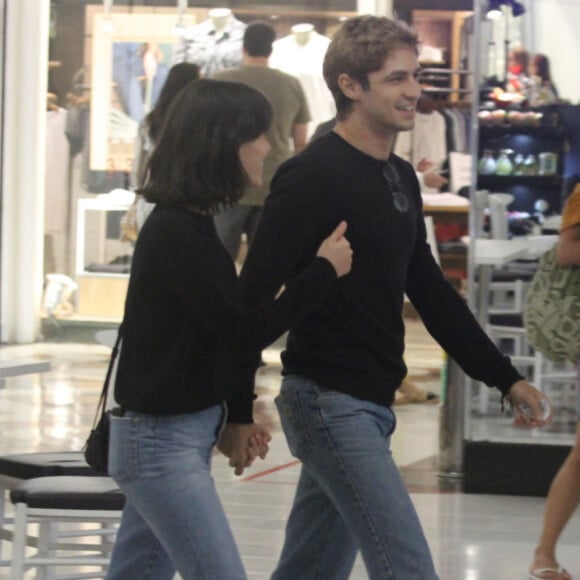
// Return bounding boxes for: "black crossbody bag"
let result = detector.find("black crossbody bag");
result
[83,328,123,474]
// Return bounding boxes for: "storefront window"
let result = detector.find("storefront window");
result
[41,1,357,339]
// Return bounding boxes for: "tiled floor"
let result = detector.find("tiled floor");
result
[0,319,579,579]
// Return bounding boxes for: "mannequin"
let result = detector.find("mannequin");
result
[291,23,314,47]
[173,8,245,77]
[270,24,335,137]
[208,7,232,33]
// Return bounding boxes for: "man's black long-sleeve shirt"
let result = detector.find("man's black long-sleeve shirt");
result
[240,132,522,407]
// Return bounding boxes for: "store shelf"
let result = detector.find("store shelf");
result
[75,194,134,276]
[477,174,562,188]
[77,271,130,279]
[477,106,567,214]
[479,125,564,138]
[74,193,133,319]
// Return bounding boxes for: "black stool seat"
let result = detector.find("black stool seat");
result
[0,452,93,480]
[10,476,125,511]
[475,268,535,283]
[491,268,535,282]
[488,313,524,327]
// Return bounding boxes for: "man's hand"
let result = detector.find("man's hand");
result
[422,171,448,190]
[415,158,448,190]
[217,423,271,476]
[508,380,552,428]
[416,158,434,173]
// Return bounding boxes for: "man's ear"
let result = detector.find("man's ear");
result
[337,73,361,101]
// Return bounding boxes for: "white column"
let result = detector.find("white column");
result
[1,0,50,342]
[357,0,394,17]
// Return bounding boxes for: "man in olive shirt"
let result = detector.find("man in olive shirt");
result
[213,21,311,261]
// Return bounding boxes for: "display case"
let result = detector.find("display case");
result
[460,106,578,495]
[75,192,134,319]
[476,107,568,215]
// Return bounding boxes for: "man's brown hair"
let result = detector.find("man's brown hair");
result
[323,16,419,119]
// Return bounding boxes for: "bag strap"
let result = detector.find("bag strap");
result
[91,326,123,429]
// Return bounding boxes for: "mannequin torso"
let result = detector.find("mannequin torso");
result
[208,8,232,33]
[291,23,314,47]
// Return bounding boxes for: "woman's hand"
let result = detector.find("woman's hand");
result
[316,221,353,278]
[217,422,271,476]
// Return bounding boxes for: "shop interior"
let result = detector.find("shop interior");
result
[0,0,579,576]
[40,0,580,488]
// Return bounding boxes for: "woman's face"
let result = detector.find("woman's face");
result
[239,134,271,188]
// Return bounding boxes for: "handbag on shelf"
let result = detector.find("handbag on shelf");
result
[523,245,580,362]
[83,329,123,474]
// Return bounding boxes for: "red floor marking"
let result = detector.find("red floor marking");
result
[241,459,301,482]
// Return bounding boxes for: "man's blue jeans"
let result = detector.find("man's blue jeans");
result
[106,405,247,580]
[271,376,439,580]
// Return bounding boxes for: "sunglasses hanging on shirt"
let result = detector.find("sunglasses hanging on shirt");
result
[382,161,409,213]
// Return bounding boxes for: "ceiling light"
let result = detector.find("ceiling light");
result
[486,0,505,20]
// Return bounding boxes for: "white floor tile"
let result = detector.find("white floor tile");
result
[0,321,578,579]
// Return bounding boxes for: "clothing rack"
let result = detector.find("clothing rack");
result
[420,67,473,103]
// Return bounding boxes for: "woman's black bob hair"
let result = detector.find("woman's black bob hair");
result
[139,78,272,214]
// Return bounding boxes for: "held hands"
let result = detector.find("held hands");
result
[317,221,353,278]
[217,422,272,476]
[508,380,553,428]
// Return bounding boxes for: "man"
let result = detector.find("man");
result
[213,21,310,261]
[239,16,552,579]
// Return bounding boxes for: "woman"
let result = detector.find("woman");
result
[529,53,559,104]
[507,46,530,94]
[106,79,353,580]
[128,62,201,234]
[528,183,580,580]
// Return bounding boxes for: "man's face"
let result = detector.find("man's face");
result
[355,46,422,135]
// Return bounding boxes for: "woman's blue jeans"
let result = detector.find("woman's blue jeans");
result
[271,376,439,580]
[106,405,247,580]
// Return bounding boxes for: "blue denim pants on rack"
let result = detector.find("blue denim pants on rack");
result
[271,376,439,580]
[106,404,247,580]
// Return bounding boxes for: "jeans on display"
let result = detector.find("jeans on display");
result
[213,205,263,261]
[271,376,439,580]
[106,404,247,580]
[112,43,146,124]
[111,43,168,123]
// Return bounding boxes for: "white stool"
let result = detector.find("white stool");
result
[9,476,124,580]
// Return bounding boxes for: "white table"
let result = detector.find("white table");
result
[0,360,51,388]
[473,239,528,326]
[469,236,558,326]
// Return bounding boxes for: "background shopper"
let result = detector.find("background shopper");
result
[528,183,580,580]
[213,21,310,262]
[128,62,200,233]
